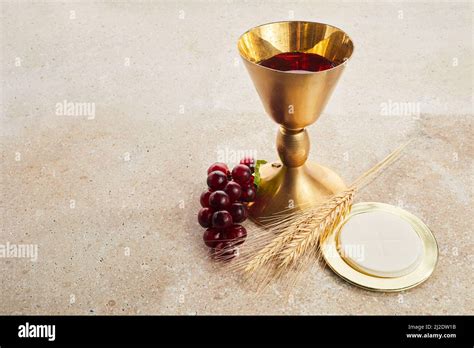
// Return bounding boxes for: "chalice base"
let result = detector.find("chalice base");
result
[249,161,347,224]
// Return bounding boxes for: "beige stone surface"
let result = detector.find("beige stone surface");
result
[0,1,472,314]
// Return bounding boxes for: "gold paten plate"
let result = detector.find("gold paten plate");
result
[321,202,438,292]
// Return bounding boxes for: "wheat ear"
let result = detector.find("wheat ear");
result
[275,188,355,271]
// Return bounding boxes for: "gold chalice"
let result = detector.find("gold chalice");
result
[237,21,354,222]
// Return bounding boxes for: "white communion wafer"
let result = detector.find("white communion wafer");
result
[338,211,424,278]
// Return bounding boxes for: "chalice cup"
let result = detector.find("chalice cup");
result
[237,21,354,222]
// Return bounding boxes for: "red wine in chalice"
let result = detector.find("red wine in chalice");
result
[259,52,335,72]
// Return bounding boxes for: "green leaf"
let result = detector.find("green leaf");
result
[254,159,267,188]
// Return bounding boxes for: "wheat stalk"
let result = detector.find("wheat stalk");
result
[275,188,355,271]
[230,142,410,290]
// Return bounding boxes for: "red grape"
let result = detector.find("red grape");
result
[203,228,224,248]
[200,190,212,208]
[207,162,229,176]
[232,164,251,185]
[207,171,227,191]
[229,202,247,223]
[209,190,230,210]
[241,175,254,188]
[226,224,247,245]
[224,181,242,202]
[212,210,233,229]
[240,156,255,173]
[250,175,254,186]
[198,207,214,228]
[241,185,256,202]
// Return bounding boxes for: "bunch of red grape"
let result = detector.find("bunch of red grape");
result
[198,158,256,259]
